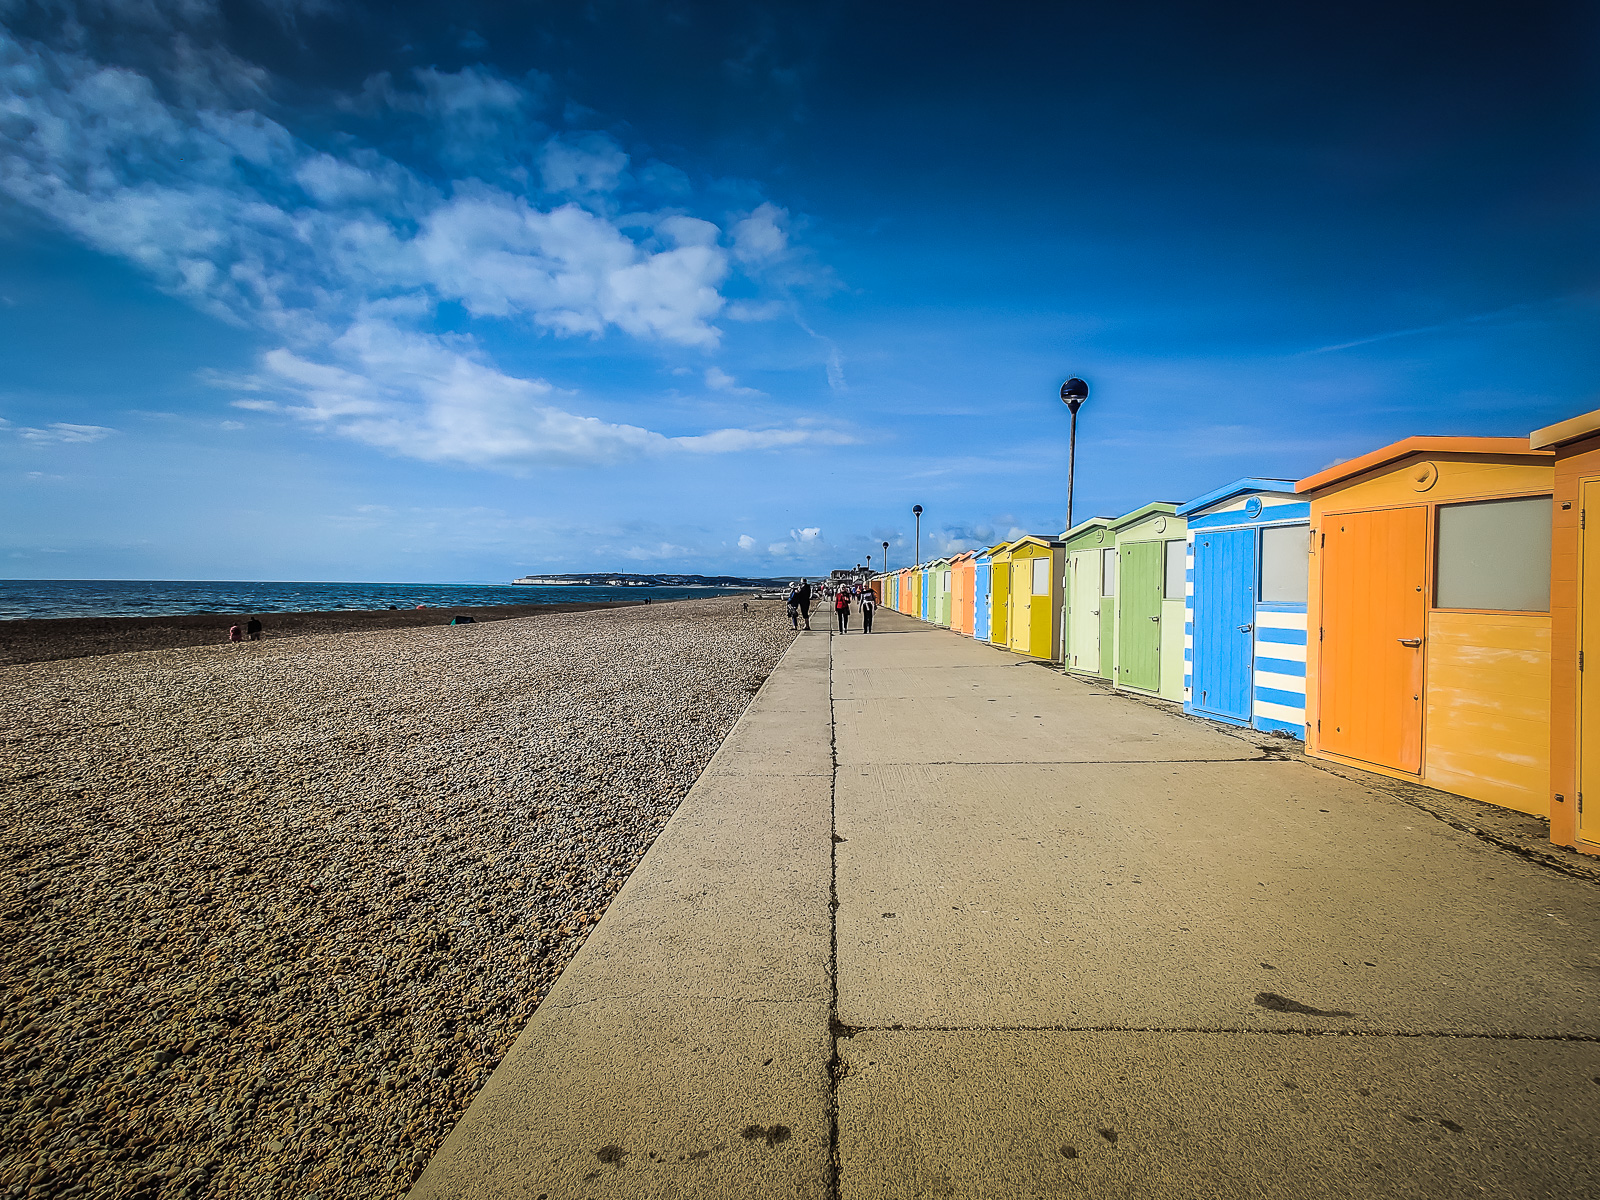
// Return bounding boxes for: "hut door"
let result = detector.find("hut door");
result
[1192,528,1256,722]
[1119,542,1163,690]
[1319,506,1427,773]
[1581,481,1600,842]
[1011,561,1030,652]
[1070,551,1101,672]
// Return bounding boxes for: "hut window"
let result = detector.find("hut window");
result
[942,570,951,590]
[1032,557,1050,595]
[1435,496,1552,611]
[1163,539,1186,600]
[1260,524,1310,604]
[1101,549,1117,596]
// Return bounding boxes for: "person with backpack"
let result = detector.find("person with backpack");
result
[860,587,876,633]
[796,580,812,630]
[786,584,801,630]
[834,587,851,633]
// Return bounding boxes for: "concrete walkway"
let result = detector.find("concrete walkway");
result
[413,610,1600,1199]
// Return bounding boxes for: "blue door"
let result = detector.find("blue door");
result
[1192,528,1255,723]
[975,560,992,641]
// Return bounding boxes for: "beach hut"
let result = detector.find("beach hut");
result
[1109,503,1188,702]
[973,546,996,642]
[1176,480,1309,736]
[1530,410,1600,852]
[929,557,954,627]
[1299,436,1554,815]
[1061,517,1115,679]
[989,542,1014,648]
[950,551,978,636]
[1001,536,1066,661]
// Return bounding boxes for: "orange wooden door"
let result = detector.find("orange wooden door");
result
[1318,506,1427,773]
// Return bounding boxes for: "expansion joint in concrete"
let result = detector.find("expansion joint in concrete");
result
[836,1023,1600,1043]
[825,628,843,1200]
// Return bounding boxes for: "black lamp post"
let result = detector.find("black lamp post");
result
[912,505,923,565]
[1060,378,1089,534]
[882,540,889,574]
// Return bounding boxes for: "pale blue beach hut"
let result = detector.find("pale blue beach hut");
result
[1176,479,1310,737]
[973,548,994,642]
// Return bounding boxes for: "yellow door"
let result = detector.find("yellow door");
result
[1581,480,1600,840]
[1011,560,1030,652]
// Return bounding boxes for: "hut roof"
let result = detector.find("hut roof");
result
[1176,478,1298,517]
[1296,437,1550,495]
[1530,409,1600,450]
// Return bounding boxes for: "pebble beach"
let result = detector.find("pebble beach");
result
[0,598,795,1199]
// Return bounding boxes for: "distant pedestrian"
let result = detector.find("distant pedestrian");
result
[228,625,242,643]
[797,580,812,630]
[835,588,850,633]
[245,617,262,641]
[861,590,876,633]
[786,585,801,629]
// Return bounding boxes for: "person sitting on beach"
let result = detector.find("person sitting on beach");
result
[228,624,242,643]
[246,617,262,641]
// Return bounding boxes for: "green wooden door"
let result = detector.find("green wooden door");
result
[1118,541,1162,691]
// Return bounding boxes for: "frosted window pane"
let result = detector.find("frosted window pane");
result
[1101,548,1117,596]
[1260,524,1310,604]
[942,571,951,589]
[1164,539,1186,600]
[1032,557,1050,595]
[1435,497,1551,611]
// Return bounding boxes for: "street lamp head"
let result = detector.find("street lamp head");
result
[912,504,923,516]
[1060,377,1089,414]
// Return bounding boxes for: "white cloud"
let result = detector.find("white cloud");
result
[9,422,116,444]
[730,202,789,267]
[792,526,822,542]
[737,534,756,550]
[0,31,840,468]
[704,366,763,396]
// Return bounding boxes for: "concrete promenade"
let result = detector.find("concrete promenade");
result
[413,609,1600,1198]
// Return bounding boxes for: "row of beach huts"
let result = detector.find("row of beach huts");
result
[872,410,1600,858]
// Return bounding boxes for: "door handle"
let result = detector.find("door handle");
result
[1238,624,1253,633]
[1398,637,1422,647]
[1150,615,1160,622]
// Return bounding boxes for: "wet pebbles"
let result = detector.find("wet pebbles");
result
[0,598,793,1198]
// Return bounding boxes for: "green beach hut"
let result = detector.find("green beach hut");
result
[1061,516,1116,678]
[1109,502,1188,703]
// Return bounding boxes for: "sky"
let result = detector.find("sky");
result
[1,0,1596,582]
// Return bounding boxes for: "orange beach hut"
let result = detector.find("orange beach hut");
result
[1530,408,1600,855]
[1298,436,1554,815]
[950,551,978,635]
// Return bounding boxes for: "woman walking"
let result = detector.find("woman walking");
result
[860,587,876,633]
[835,587,851,633]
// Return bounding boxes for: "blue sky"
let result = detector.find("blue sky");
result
[2,0,1596,581]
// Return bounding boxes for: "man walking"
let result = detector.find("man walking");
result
[860,587,876,633]
[796,580,812,630]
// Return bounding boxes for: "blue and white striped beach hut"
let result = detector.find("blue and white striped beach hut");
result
[1176,479,1310,737]
[973,548,994,642]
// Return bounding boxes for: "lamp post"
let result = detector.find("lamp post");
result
[1060,377,1089,534]
[882,540,889,574]
[912,505,923,565]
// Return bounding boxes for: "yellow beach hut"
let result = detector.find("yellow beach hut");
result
[1001,535,1066,661]
[988,541,1014,649]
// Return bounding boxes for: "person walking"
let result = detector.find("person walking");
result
[860,587,876,633]
[786,584,801,630]
[796,580,812,631]
[835,587,851,633]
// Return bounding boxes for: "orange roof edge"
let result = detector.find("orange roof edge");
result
[1295,436,1551,494]
[1531,408,1600,450]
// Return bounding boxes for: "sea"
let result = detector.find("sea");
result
[0,579,761,621]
